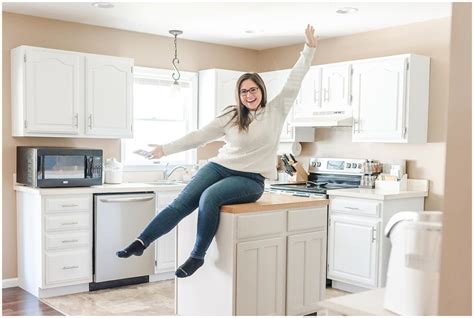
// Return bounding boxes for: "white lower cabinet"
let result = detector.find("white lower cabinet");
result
[155,191,180,274]
[44,249,91,286]
[328,214,380,287]
[327,195,424,291]
[236,237,286,315]
[176,205,328,316]
[16,192,93,297]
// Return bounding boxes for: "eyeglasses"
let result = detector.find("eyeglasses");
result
[239,87,259,96]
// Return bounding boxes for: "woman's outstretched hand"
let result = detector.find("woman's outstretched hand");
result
[147,144,165,159]
[305,24,318,48]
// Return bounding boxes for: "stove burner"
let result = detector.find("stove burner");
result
[306,181,328,189]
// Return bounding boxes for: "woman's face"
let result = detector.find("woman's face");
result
[239,79,262,111]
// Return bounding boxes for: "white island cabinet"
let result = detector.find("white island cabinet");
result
[176,193,329,316]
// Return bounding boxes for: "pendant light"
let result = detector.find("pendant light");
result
[168,30,184,107]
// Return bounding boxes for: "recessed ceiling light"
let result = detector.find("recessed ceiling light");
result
[92,2,114,9]
[336,7,358,14]
[245,29,264,34]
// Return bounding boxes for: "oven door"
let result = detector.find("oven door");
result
[38,154,88,187]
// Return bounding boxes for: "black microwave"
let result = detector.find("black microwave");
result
[17,147,103,188]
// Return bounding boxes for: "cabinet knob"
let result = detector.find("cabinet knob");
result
[88,114,93,128]
[74,113,79,128]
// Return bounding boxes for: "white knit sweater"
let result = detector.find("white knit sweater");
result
[162,44,316,180]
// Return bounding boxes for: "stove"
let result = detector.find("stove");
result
[269,158,367,198]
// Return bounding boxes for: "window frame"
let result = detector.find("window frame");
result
[121,66,198,171]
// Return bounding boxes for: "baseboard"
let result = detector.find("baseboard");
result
[3,277,19,288]
[149,271,174,282]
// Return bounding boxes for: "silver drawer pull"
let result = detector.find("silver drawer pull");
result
[61,239,79,243]
[61,204,79,208]
[61,221,79,226]
[344,206,360,210]
[62,265,79,270]
[100,196,154,203]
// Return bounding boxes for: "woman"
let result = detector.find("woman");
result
[117,25,318,278]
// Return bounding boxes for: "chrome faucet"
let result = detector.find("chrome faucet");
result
[164,164,187,180]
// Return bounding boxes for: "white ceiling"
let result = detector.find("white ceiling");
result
[2,1,452,50]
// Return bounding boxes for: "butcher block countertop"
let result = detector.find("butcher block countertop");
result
[220,192,329,214]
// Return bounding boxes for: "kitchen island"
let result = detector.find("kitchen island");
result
[176,192,329,316]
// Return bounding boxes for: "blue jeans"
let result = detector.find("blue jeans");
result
[138,162,265,259]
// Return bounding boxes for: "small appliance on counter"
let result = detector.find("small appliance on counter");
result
[16,146,103,188]
[384,211,443,315]
[104,158,123,184]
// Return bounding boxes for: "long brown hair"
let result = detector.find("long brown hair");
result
[218,73,267,132]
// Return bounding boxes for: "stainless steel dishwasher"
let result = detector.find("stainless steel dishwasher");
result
[92,192,155,290]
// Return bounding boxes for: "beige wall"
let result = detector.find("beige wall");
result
[438,3,472,315]
[2,12,258,279]
[257,18,451,211]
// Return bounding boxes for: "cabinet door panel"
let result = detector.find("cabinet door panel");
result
[321,64,351,109]
[352,57,407,142]
[260,70,294,141]
[287,231,326,315]
[294,67,322,118]
[85,55,133,137]
[328,214,379,288]
[44,249,91,287]
[25,48,82,134]
[236,237,286,315]
[216,71,243,114]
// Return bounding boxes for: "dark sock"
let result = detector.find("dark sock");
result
[116,240,145,258]
[175,257,204,278]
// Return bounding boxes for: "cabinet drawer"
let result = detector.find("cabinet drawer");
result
[287,207,327,232]
[44,249,91,286]
[45,232,90,250]
[330,197,381,217]
[45,195,91,213]
[45,213,90,232]
[237,211,286,239]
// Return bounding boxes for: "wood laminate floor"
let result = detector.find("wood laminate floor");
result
[2,287,63,316]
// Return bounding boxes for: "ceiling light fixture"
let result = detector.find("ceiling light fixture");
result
[169,29,183,86]
[91,2,114,9]
[336,7,358,14]
[168,29,184,107]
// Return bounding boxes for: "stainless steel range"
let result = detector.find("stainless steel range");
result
[269,157,369,197]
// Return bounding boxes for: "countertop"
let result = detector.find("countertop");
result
[318,288,396,316]
[14,184,328,213]
[220,192,329,214]
[327,179,429,200]
[14,182,186,195]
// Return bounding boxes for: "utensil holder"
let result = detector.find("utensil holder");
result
[289,162,309,182]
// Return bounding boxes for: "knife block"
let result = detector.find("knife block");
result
[289,162,309,182]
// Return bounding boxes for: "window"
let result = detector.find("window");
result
[122,66,198,169]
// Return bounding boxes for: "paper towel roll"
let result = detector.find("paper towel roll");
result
[277,142,302,156]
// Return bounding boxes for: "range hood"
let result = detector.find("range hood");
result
[291,110,353,127]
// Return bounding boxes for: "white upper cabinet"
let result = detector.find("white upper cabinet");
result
[293,66,322,118]
[13,47,83,135]
[198,69,244,128]
[85,54,133,137]
[260,69,315,142]
[352,55,430,143]
[321,63,352,110]
[11,46,134,138]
